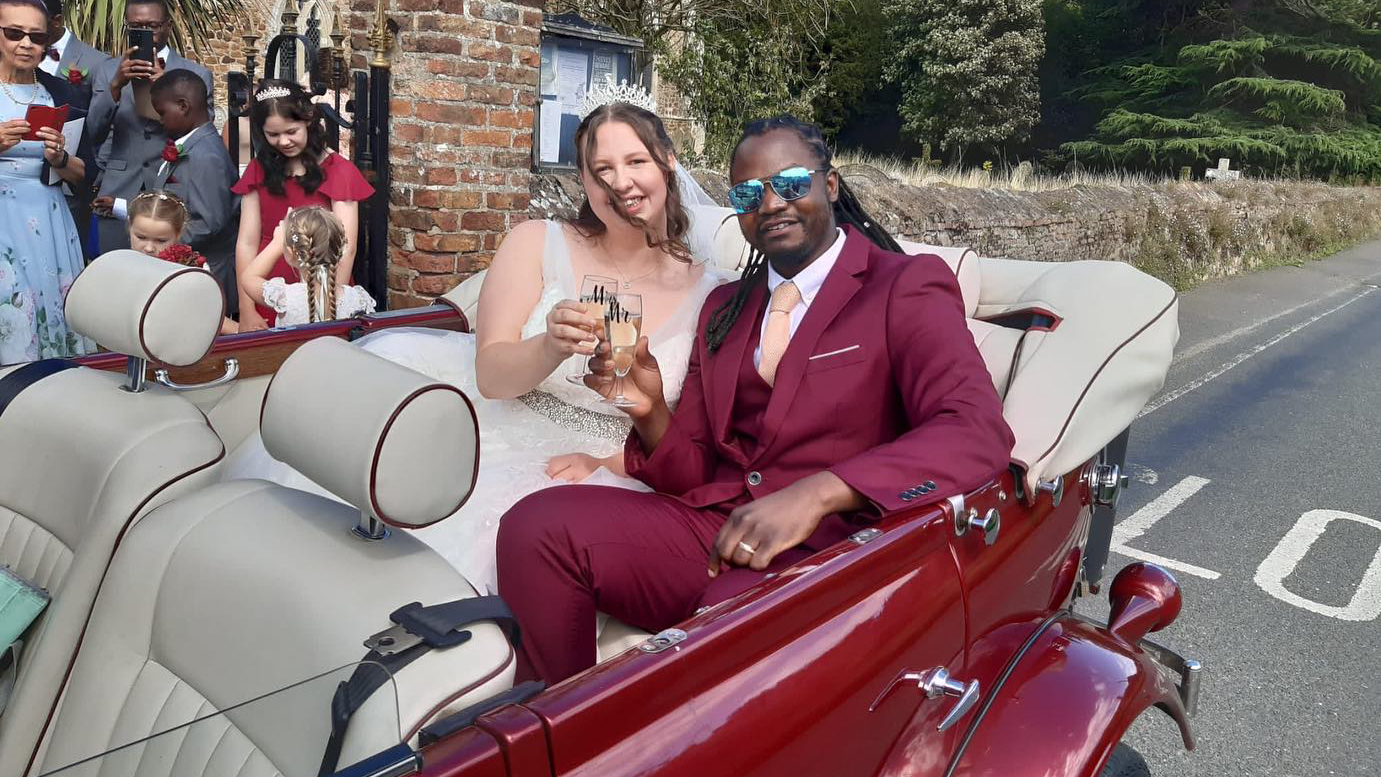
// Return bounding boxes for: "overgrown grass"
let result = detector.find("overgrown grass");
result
[834,151,1174,191]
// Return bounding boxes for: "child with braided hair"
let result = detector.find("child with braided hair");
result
[242,205,375,326]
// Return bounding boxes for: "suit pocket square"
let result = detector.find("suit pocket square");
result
[808,345,861,361]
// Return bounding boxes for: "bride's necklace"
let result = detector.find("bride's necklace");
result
[608,262,660,290]
[0,73,39,106]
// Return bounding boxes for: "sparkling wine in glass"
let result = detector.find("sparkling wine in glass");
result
[603,293,643,408]
[566,275,619,385]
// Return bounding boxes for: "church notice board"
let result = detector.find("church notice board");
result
[536,36,636,169]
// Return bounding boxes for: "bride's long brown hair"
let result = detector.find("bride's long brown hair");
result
[567,103,694,264]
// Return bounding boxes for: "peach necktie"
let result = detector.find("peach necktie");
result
[758,281,802,386]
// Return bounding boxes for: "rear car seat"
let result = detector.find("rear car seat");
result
[30,337,513,777]
[0,251,226,777]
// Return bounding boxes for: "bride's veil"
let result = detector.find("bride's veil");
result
[676,165,732,267]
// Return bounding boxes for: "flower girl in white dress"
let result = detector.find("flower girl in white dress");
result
[221,98,726,593]
[241,205,377,326]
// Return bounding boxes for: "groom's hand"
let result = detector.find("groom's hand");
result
[584,336,666,419]
[711,472,867,576]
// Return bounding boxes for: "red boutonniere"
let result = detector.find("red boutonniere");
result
[160,138,185,164]
[157,244,206,267]
[65,66,86,85]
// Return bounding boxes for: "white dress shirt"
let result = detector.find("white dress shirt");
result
[38,28,70,76]
[753,228,846,369]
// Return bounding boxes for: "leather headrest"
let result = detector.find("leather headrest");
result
[64,250,224,366]
[260,337,479,529]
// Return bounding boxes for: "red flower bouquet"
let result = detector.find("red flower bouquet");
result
[157,244,206,267]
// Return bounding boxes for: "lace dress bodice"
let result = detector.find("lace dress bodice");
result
[262,278,377,327]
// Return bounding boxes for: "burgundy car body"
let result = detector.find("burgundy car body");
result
[72,304,1198,777]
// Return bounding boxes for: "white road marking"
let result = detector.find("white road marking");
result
[1137,288,1374,418]
[1112,544,1223,580]
[1111,476,1221,580]
[1254,510,1381,621]
[1172,285,1357,363]
[1113,476,1211,545]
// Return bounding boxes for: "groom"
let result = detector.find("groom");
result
[496,116,1014,684]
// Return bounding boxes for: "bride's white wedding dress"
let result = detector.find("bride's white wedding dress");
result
[219,220,726,593]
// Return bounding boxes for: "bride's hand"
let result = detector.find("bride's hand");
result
[544,299,599,359]
[546,452,603,483]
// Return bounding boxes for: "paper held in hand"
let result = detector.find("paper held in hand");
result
[45,116,84,186]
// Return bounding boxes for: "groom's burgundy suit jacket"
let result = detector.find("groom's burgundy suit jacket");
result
[625,226,1016,549]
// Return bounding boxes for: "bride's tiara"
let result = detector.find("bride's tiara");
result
[579,78,657,119]
[255,85,292,102]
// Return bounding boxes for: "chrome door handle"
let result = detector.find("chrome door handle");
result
[154,358,240,391]
[868,666,981,731]
[1036,476,1064,507]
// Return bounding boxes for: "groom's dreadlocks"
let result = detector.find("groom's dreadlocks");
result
[704,116,900,352]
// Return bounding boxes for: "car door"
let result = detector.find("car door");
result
[527,508,971,777]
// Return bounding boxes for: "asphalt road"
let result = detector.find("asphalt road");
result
[1074,239,1381,776]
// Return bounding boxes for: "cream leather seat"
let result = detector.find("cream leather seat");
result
[31,337,513,777]
[0,251,226,776]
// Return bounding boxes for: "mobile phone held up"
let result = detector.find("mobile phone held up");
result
[129,28,155,64]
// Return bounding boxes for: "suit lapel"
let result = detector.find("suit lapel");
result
[754,228,871,458]
[709,281,766,458]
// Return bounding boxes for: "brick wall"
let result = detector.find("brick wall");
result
[347,0,543,309]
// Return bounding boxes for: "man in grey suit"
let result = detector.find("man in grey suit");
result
[87,0,212,252]
[41,0,112,259]
[148,70,240,318]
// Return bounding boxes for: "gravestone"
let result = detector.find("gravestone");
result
[1205,158,1242,182]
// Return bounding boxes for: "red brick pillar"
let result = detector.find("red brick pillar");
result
[352,0,542,308]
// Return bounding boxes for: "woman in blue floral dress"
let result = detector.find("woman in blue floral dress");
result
[0,0,94,364]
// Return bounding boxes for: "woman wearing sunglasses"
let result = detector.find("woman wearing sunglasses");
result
[0,0,94,364]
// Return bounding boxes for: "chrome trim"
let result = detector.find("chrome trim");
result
[949,494,968,536]
[120,355,148,393]
[154,358,241,391]
[968,508,1000,546]
[1069,612,1204,717]
[1036,476,1064,507]
[849,527,883,545]
[638,628,687,653]
[1084,463,1128,508]
[352,512,390,541]
[869,667,980,732]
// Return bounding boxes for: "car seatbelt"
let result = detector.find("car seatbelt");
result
[318,596,522,777]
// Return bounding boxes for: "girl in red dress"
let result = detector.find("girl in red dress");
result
[232,79,373,331]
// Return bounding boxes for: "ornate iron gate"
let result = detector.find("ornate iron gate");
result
[224,0,396,308]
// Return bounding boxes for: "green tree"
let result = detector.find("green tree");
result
[64,0,245,55]
[884,0,1046,161]
[1062,2,1381,179]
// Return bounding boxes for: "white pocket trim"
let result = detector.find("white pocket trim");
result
[808,344,861,361]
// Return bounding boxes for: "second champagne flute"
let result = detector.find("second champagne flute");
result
[566,274,619,385]
[603,293,643,408]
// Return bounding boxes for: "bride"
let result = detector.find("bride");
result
[220,99,727,592]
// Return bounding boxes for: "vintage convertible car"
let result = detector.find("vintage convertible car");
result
[0,208,1197,777]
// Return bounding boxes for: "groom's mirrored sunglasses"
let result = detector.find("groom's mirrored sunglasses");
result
[728,167,823,214]
[1,27,52,46]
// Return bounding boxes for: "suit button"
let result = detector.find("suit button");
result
[746,471,762,486]
[142,161,149,167]
[924,481,937,490]
[900,493,914,502]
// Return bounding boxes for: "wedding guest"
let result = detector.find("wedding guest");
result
[126,189,236,334]
[0,0,93,364]
[38,0,105,259]
[496,116,1015,683]
[86,0,211,253]
[232,79,371,332]
[38,0,107,109]
[241,206,374,326]
[149,68,238,317]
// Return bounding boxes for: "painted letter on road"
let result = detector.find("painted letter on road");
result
[1254,510,1381,622]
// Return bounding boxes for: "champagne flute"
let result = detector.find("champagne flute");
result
[602,293,643,408]
[565,275,618,385]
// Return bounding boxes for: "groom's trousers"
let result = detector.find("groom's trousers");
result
[495,484,812,684]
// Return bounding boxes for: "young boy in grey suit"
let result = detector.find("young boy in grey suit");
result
[145,70,240,318]
[86,0,212,253]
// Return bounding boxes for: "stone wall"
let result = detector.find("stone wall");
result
[347,0,543,309]
[534,168,1381,292]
